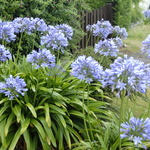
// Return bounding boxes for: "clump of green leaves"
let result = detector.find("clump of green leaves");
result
[0,57,109,149]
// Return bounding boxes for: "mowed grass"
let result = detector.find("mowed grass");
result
[111,23,150,118]
[122,23,150,52]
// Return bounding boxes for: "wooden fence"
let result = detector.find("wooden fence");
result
[79,3,113,49]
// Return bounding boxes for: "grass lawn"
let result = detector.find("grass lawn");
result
[111,23,150,118]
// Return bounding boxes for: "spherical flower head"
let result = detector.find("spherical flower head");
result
[30,17,48,33]
[120,117,150,149]
[55,24,73,40]
[141,34,150,57]
[27,48,56,69]
[143,10,150,19]
[112,26,128,39]
[0,21,16,42]
[86,19,113,39]
[0,44,12,62]
[70,55,103,83]
[101,55,150,97]
[94,38,119,57]
[0,75,28,100]
[12,17,35,34]
[40,25,68,51]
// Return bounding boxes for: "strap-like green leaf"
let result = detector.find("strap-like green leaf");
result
[20,117,30,134]
[44,103,51,127]
[23,129,32,150]
[0,102,9,116]
[26,103,37,118]
[5,113,15,137]
[39,116,56,147]
[12,104,21,123]
[49,104,66,115]
[8,127,22,150]
[31,119,46,142]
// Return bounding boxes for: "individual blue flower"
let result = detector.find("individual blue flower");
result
[86,19,113,39]
[101,55,150,97]
[0,21,16,42]
[112,26,128,39]
[141,34,150,57]
[70,55,103,83]
[143,10,150,19]
[0,75,28,100]
[120,117,150,149]
[27,48,56,69]
[40,25,68,50]
[55,24,73,40]
[0,44,12,61]
[94,38,119,57]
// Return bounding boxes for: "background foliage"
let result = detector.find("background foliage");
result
[113,0,143,29]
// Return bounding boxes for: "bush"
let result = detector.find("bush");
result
[113,0,143,29]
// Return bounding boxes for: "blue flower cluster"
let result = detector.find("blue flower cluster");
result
[141,34,150,57]
[86,19,113,39]
[12,17,48,34]
[70,55,103,83]
[0,21,16,42]
[120,117,150,149]
[143,10,150,19]
[40,25,69,50]
[27,48,56,69]
[101,55,150,97]
[0,75,28,100]
[0,44,12,62]
[0,17,73,52]
[94,38,119,57]
[55,23,73,40]
[112,26,128,39]
[112,37,123,48]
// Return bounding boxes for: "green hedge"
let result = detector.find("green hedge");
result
[113,0,143,29]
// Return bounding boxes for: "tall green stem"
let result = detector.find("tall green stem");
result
[119,91,126,150]
[82,83,91,142]
[17,32,23,60]
[87,84,94,141]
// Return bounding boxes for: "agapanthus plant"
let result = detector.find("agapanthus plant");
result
[141,34,150,57]
[27,48,55,69]
[86,19,113,39]
[94,38,119,57]
[112,26,128,39]
[101,55,150,97]
[40,25,68,50]
[0,20,16,42]
[0,75,27,100]
[120,117,150,149]
[0,44,12,62]
[70,55,103,83]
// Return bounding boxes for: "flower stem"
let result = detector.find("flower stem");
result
[17,32,23,60]
[82,83,91,143]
